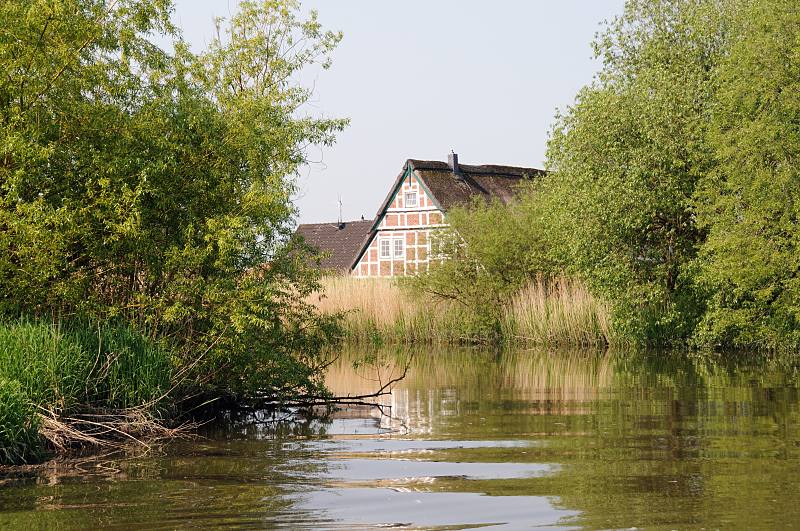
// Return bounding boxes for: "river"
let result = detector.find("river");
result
[1,347,799,529]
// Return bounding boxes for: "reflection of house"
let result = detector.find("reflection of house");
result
[298,154,545,277]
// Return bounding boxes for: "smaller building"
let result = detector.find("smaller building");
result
[295,219,373,274]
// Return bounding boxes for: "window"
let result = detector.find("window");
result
[404,191,418,208]
[379,238,391,259]
[393,237,404,258]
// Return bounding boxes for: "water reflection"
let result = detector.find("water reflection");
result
[1,347,799,529]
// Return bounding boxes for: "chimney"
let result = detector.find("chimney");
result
[448,151,463,179]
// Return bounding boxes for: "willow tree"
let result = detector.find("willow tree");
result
[694,0,800,349]
[0,0,347,398]
[540,0,738,344]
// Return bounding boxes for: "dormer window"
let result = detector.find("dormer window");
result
[404,191,418,208]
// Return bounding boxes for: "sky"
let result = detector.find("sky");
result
[170,0,627,224]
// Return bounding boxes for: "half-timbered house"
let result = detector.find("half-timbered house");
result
[350,154,545,277]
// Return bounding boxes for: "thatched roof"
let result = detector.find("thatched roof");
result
[296,219,373,272]
[410,159,545,210]
[349,158,546,271]
[370,158,546,231]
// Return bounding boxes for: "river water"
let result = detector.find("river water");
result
[1,347,799,529]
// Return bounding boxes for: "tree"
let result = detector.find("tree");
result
[0,0,347,398]
[694,0,800,349]
[540,0,735,343]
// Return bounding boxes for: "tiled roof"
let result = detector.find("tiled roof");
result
[295,219,373,272]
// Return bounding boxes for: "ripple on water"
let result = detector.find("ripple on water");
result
[287,487,579,530]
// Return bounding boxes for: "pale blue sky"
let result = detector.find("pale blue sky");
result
[170,1,626,224]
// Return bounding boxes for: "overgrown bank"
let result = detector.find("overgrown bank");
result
[0,0,344,465]
[0,320,175,465]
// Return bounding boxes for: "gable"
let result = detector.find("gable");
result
[375,169,444,230]
[371,165,443,231]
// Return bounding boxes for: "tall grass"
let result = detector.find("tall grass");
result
[503,277,613,346]
[0,320,174,465]
[312,276,614,346]
[311,276,466,343]
[0,378,42,465]
[0,320,172,411]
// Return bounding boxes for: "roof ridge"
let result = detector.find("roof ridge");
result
[297,219,373,228]
[407,158,545,175]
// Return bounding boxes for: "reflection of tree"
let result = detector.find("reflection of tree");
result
[326,345,800,528]
[0,422,334,529]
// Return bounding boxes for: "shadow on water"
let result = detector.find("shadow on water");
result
[1,346,799,529]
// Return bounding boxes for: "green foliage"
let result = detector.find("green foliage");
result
[411,196,558,338]
[0,1,345,399]
[408,0,739,345]
[0,378,42,465]
[415,0,800,350]
[693,0,800,349]
[541,0,731,343]
[0,320,172,412]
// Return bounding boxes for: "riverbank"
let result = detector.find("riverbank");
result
[0,320,177,465]
[310,276,613,346]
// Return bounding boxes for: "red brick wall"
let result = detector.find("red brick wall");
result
[352,170,447,277]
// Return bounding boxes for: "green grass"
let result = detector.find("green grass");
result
[0,319,174,465]
[0,378,42,465]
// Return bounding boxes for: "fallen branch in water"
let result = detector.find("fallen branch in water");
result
[242,353,414,410]
[36,405,199,455]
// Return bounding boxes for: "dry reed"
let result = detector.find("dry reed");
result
[310,276,463,343]
[312,275,614,346]
[503,277,613,346]
[37,407,195,455]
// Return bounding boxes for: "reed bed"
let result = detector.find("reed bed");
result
[503,277,613,346]
[311,277,466,343]
[0,320,176,465]
[312,275,614,346]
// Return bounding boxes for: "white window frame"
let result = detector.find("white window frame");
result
[404,191,418,208]
[393,237,405,259]
[379,238,391,259]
